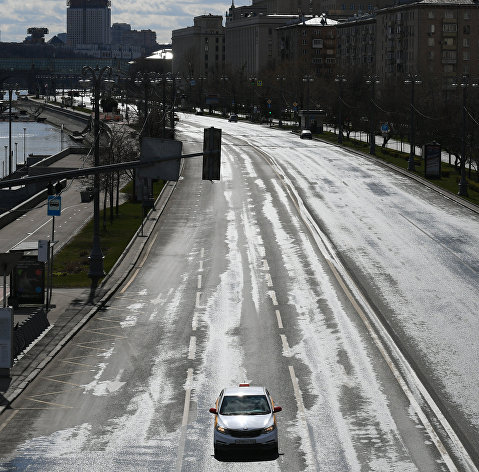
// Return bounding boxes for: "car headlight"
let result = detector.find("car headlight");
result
[263,424,276,433]
[216,424,226,433]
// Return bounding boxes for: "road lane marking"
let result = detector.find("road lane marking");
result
[262,150,466,470]
[192,312,198,331]
[23,398,73,409]
[288,365,318,467]
[0,410,18,433]
[265,273,273,287]
[195,291,203,309]
[200,247,204,258]
[176,368,194,471]
[84,330,127,339]
[280,334,290,356]
[268,290,278,306]
[197,274,202,289]
[188,336,197,360]
[199,260,204,272]
[120,268,140,294]
[326,259,459,471]
[138,232,158,267]
[276,310,284,329]
[262,259,269,271]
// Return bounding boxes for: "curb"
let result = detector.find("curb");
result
[0,177,178,416]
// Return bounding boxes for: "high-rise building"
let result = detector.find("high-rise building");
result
[66,0,111,47]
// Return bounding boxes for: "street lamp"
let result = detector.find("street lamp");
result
[404,74,422,171]
[220,75,229,116]
[2,82,18,177]
[335,75,347,144]
[14,143,18,171]
[302,75,314,130]
[23,127,26,165]
[365,76,380,155]
[276,76,286,122]
[198,76,206,113]
[248,76,256,120]
[452,76,478,196]
[79,65,114,287]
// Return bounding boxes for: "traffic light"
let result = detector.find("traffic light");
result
[202,127,221,181]
[47,181,64,196]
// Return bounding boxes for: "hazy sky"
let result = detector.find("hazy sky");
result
[0,0,248,44]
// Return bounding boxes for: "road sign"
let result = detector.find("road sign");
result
[267,99,271,104]
[47,196,61,216]
[381,123,390,133]
[257,80,263,87]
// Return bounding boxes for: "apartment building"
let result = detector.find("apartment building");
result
[336,15,376,73]
[172,15,225,77]
[66,0,111,47]
[278,15,339,76]
[375,0,479,83]
[336,0,479,85]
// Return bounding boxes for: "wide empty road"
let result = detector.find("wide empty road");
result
[0,116,477,471]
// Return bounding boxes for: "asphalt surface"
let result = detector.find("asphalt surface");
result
[0,112,478,470]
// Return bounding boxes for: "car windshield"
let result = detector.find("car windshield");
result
[220,395,271,415]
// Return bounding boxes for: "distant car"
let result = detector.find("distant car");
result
[300,129,312,139]
[209,384,282,457]
[228,114,238,122]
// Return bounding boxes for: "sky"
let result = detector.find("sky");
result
[0,0,248,45]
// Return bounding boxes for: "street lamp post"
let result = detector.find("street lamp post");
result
[302,75,314,130]
[276,76,286,122]
[365,76,380,155]
[3,146,7,177]
[452,76,478,196]
[220,75,229,116]
[79,65,114,287]
[248,76,256,120]
[335,75,346,144]
[404,74,422,171]
[14,143,18,171]
[198,76,206,113]
[23,127,26,164]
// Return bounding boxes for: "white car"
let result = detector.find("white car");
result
[209,384,282,457]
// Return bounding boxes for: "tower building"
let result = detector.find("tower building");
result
[67,0,111,47]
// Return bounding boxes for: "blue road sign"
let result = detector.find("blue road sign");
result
[47,195,61,216]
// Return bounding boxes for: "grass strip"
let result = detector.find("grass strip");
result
[52,181,164,288]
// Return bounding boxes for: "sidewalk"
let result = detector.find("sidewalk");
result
[0,180,178,414]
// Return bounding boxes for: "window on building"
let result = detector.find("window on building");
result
[429,24,435,33]
[464,11,470,19]
[463,24,470,34]
[205,45,209,51]
[326,57,336,63]
[303,49,307,55]
[312,58,322,63]
[443,64,454,73]
[313,38,323,48]
[428,11,434,19]
[463,51,470,61]
[444,10,454,19]
[463,38,470,47]
[302,29,307,36]
[443,23,457,33]
[443,37,455,46]
[302,39,307,45]
[428,51,434,60]
[428,37,434,46]
[442,50,456,61]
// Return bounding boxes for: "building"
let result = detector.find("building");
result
[335,0,479,85]
[336,14,376,74]
[278,15,339,77]
[112,23,157,53]
[225,12,297,76]
[172,15,225,77]
[374,0,479,84]
[66,0,111,48]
